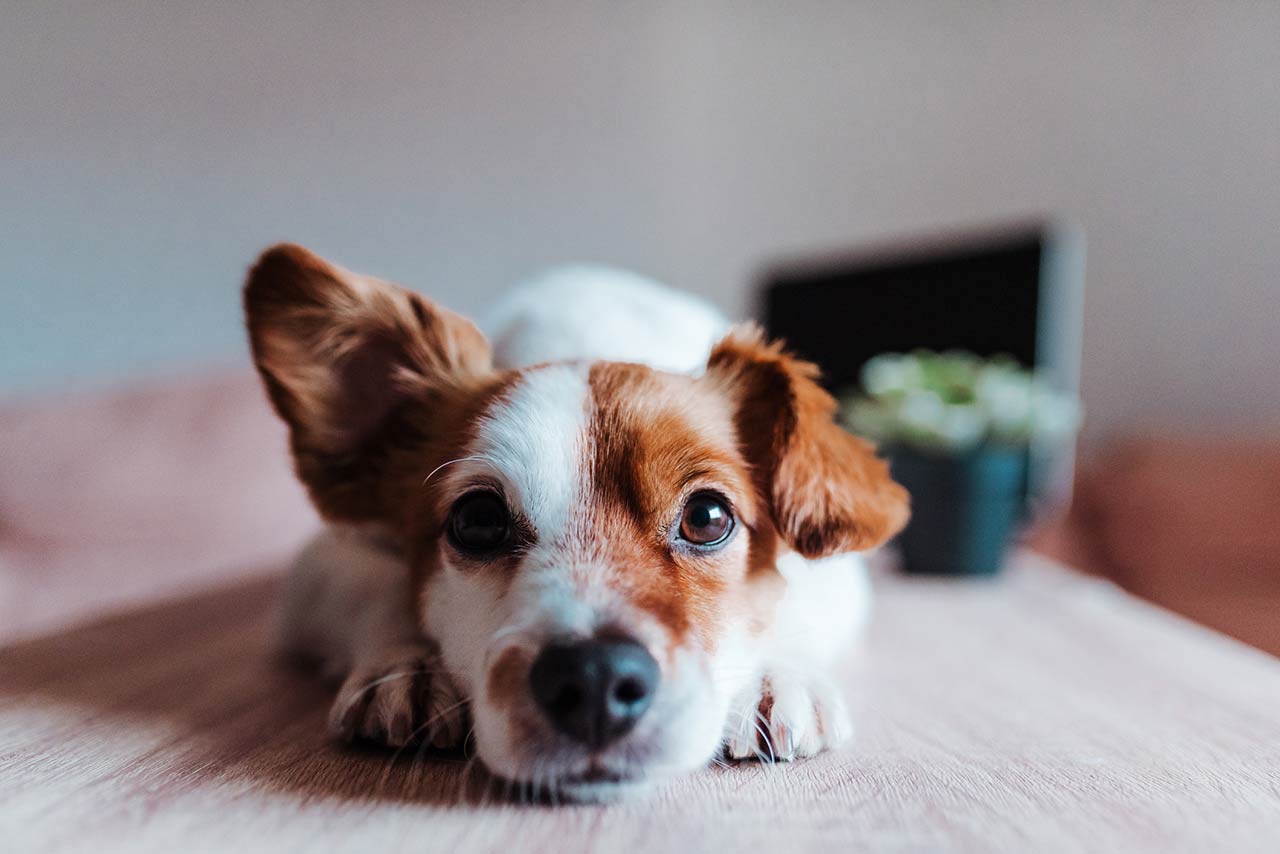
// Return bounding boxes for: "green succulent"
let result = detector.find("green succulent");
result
[841,350,1081,453]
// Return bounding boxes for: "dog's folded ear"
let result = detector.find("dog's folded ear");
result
[707,325,910,559]
[244,243,491,520]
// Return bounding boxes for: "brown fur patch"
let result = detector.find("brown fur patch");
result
[395,371,527,597]
[707,325,911,558]
[485,645,535,713]
[244,243,496,525]
[583,362,759,648]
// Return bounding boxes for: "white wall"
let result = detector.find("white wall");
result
[3,1,1277,435]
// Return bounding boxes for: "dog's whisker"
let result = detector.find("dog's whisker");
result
[371,695,470,795]
[329,667,448,730]
[752,708,785,766]
[346,666,445,693]
[421,455,497,486]
[727,707,776,765]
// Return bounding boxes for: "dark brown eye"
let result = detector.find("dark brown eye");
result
[448,492,513,555]
[678,493,734,547]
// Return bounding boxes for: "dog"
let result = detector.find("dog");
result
[244,244,909,801]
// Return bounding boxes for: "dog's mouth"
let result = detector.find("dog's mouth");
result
[560,763,629,786]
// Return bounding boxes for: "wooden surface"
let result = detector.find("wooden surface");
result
[5,550,1280,853]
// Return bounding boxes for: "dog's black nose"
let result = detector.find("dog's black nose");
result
[529,638,659,749]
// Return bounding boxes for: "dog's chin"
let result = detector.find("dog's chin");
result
[554,776,654,803]
[481,745,694,803]
[501,763,680,803]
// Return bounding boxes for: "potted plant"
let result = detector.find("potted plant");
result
[841,351,1081,576]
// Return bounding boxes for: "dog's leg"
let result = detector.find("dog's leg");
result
[279,527,468,748]
[724,551,868,761]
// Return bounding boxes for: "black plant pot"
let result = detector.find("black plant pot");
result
[887,445,1028,577]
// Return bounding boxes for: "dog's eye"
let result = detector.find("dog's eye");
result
[448,492,513,555]
[678,493,734,547]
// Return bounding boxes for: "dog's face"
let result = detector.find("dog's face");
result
[245,244,908,799]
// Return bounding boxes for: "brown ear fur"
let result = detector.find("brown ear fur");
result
[244,243,492,521]
[708,325,910,558]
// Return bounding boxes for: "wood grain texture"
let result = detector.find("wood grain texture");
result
[4,551,1280,853]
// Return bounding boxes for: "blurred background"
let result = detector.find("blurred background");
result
[2,3,1277,649]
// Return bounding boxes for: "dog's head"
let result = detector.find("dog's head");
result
[245,244,908,799]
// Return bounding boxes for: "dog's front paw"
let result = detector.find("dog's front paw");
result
[328,642,467,749]
[724,673,852,762]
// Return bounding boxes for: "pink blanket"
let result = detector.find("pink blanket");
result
[0,372,318,643]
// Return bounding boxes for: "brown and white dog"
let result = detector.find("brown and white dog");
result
[244,244,909,801]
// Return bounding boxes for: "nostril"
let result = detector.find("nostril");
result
[613,676,648,706]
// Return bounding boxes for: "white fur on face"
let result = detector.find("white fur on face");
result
[425,363,591,697]
[468,362,590,542]
[421,363,764,798]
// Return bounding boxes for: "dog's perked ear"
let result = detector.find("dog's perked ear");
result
[707,325,910,559]
[244,243,492,521]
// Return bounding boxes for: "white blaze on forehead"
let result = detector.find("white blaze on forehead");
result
[467,363,590,540]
